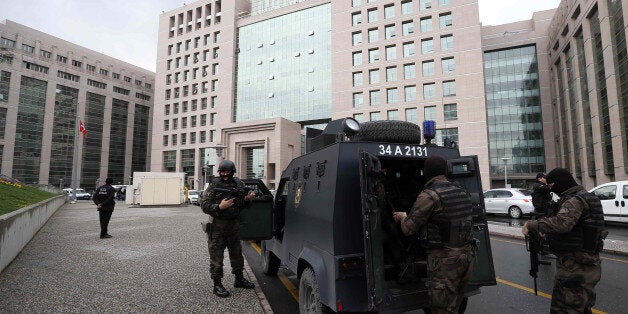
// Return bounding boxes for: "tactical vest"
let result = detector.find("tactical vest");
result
[209,177,246,220]
[424,180,474,249]
[549,190,605,254]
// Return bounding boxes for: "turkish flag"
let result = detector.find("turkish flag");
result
[79,120,87,139]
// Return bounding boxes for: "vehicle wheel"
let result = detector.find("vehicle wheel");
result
[350,120,422,144]
[299,267,323,313]
[261,241,280,276]
[508,206,522,219]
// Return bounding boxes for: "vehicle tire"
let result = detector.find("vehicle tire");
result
[508,206,522,219]
[261,241,280,276]
[299,267,323,314]
[350,120,422,144]
[459,297,468,313]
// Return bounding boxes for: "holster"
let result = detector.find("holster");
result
[201,215,214,240]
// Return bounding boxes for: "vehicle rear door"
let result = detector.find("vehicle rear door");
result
[447,156,496,286]
[239,179,274,240]
[591,183,619,217]
[358,151,385,309]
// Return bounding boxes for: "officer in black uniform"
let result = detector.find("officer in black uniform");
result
[93,178,116,239]
[200,160,256,297]
[531,172,553,219]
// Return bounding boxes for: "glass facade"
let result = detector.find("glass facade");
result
[108,98,128,182]
[49,85,79,186]
[132,104,150,173]
[246,147,265,179]
[163,150,176,172]
[236,4,332,124]
[181,149,195,184]
[590,10,614,175]
[0,71,10,102]
[575,32,595,177]
[13,76,47,184]
[81,92,106,191]
[566,47,582,177]
[0,107,6,139]
[484,45,544,179]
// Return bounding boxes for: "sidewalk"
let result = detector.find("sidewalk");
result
[487,222,628,256]
[0,202,271,313]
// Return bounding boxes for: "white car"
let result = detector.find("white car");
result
[187,190,201,205]
[483,188,534,219]
[62,188,92,200]
[589,181,628,223]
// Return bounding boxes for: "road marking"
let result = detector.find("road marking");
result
[490,237,628,263]
[496,277,607,314]
[248,241,299,302]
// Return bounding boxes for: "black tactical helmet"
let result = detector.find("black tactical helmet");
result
[218,160,236,180]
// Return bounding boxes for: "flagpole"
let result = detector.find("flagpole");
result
[70,101,80,203]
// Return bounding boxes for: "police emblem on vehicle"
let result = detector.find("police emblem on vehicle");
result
[294,183,303,208]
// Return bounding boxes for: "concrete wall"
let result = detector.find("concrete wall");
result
[0,195,65,273]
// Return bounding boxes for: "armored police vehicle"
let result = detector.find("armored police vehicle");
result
[239,118,496,313]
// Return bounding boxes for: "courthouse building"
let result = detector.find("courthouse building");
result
[0,20,155,191]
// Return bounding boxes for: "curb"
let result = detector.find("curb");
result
[244,258,274,314]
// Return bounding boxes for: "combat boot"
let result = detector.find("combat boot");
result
[234,272,255,289]
[213,279,231,297]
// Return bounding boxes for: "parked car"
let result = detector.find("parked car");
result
[187,190,201,205]
[483,188,534,218]
[589,181,628,223]
[62,188,92,200]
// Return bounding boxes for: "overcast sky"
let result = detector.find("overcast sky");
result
[1,0,561,72]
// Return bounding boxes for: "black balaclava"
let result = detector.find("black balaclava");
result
[217,160,236,181]
[423,156,447,181]
[545,168,577,194]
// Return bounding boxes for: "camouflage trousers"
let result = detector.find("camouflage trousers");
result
[427,245,475,314]
[207,218,245,280]
[550,252,601,314]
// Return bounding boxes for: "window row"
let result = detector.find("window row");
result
[167,31,221,55]
[351,0,452,22]
[164,97,216,115]
[351,12,452,37]
[166,64,218,84]
[168,1,222,37]
[165,81,217,100]
[163,130,216,146]
[352,57,454,86]
[166,47,220,71]
[352,80,456,106]
[163,113,217,131]
[352,35,453,65]
[351,103,457,124]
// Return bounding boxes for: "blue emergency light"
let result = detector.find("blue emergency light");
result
[422,120,436,145]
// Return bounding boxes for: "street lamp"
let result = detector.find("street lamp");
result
[59,178,64,192]
[501,157,511,188]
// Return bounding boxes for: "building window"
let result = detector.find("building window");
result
[353,51,363,66]
[385,25,396,39]
[387,88,399,103]
[421,38,434,54]
[1,37,16,47]
[420,0,433,11]
[40,50,51,58]
[370,90,380,105]
[368,8,378,23]
[72,60,82,67]
[22,44,34,53]
[405,85,417,102]
[422,60,435,76]
[370,111,381,121]
[165,104,170,115]
[384,4,395,19]
[369,69,380,84]
[402,0,413,15]
[439,0,451,6]
[386,66,398,82]
[164,120,170,131]
[423,83,435,99]
[352,12,363,26]
[440,12,452,28]
[387,109,399,120]
[353,92,364,107]
[173,118,178,130]
[441,57,455,74]
[87,64,96,72]
[352,0,362,7]
[57,55,68,63]
[58,71,80,82]
[406,108,418,123]
[201,114,207,126]
[369,48,380,63]
[444,103,457,121]
[420,17,433,33]
[0,71,11,102]
[385,45,396,61]
[352,32,363,45]
[22,61,49,74]
[436,127,458,146]
[403,42,415,57]
[402,21,415,36]
[353,113,364,122]
[87,79,106,89]
[353,72,363,87]
[424,105,436,120]
[404,63,416,79]
[368,28,379,42]
[441,34,454,51]
[443,80,456,96]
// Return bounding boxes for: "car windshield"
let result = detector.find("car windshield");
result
[517,189,532,196]
[189,191,199,196]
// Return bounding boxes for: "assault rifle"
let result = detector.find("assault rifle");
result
[213,186,254,200]
[525,232,551,295]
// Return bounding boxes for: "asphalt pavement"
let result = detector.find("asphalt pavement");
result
[0,201,626,313]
